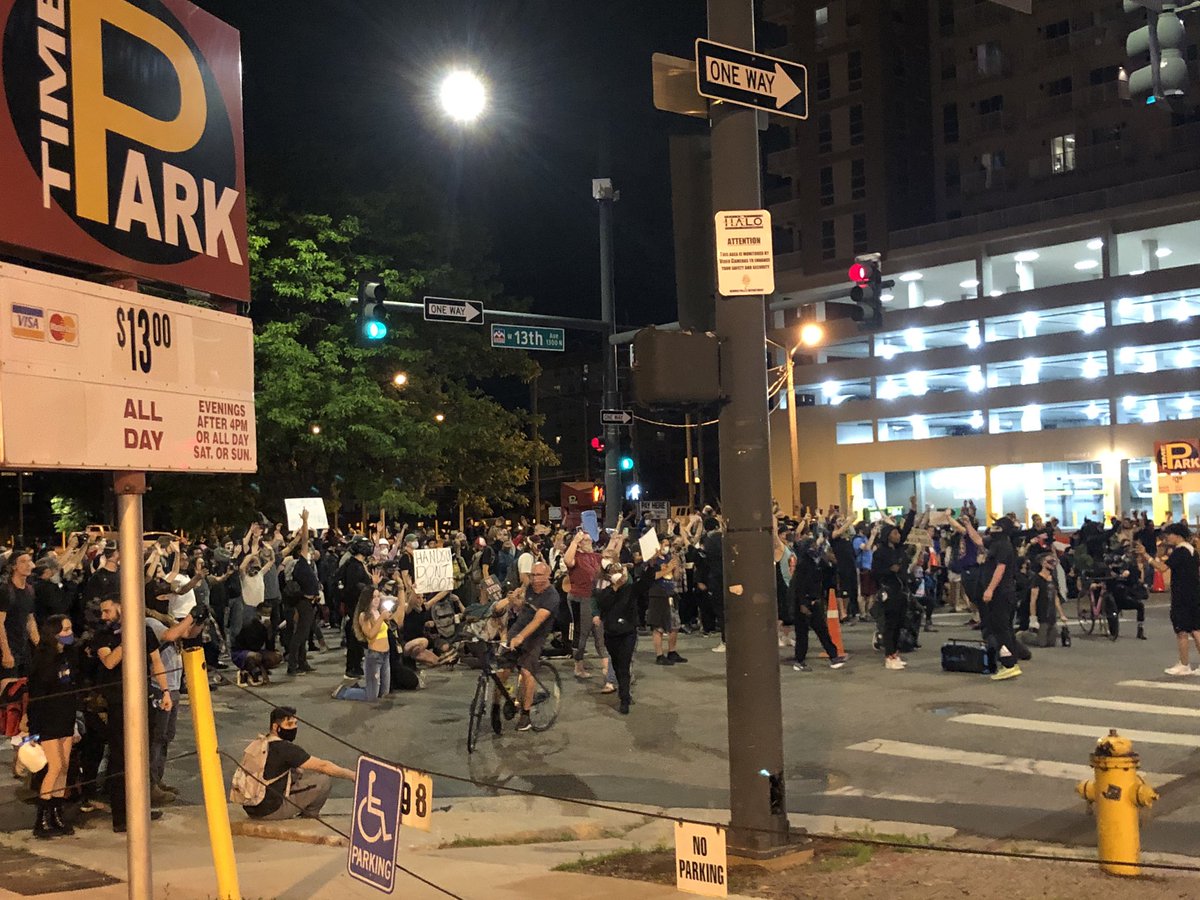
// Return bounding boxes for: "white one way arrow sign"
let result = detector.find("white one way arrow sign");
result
[423,296,484,325]
[707,59,800,109]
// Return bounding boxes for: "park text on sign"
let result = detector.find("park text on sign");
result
[348,756,403,893]
[714,209,774,296]
[0,263,255,473]
[0,0,248,300]
[1156,440,1200,473]
[674,821,728,897]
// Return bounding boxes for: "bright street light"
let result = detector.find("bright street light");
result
[310,424,321,435]
[439,70,486,123]
[392,372,409,387]
[434,413,446,423]
[799,321,824,347]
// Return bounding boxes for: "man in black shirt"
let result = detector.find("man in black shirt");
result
[0,552,37,677]
[981,518,1022,681]
[243,706,354,820]
[1142,522,1200,676]
[340,538,373,679]
[94,597,173,832]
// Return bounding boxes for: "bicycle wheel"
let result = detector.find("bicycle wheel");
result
[1103,593,1120,640]
[1077,593,1095,635]
[528,662,561,732]
[467,676,489,754]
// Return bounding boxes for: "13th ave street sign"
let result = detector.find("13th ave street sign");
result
[423,296,484,325]
[695,39,808,121]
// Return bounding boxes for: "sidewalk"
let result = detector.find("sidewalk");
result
[0,794,949,899]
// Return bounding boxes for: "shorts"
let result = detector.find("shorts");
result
[1170,600,1200,635]
[517,631,547,674]
[858,570,877,596]
[647,593,680,632]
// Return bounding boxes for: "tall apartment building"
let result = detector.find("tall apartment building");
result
[756,0,1200,524]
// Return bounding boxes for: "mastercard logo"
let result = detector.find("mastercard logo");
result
[47,311,78,346]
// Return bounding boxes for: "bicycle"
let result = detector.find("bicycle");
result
[466,640,561,753]
[1077,575,1121,640]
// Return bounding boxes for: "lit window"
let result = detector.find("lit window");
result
[1020,311,1039,338]
[1020,405,1042,432]
[969,411,985,429]
[879,342,898,360]
[1020,357,1041,385]
[907,371,928,396]
[1081,356,1102,379]
[878,378,900,400]
[903,328,926,351]
[1051,134,1075,173]
[910,415,930,440]
[966,366,985,392]
[1079,313,1104,334]
[821,379,841,398]
[965,323,982,349]
[1085,401,1102,420]
[1140,400,1161,424]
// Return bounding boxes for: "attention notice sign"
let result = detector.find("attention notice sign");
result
[714,209,774,297]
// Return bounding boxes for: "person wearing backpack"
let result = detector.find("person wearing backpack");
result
[234,705,354,820]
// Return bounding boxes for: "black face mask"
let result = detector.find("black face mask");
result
[277,727,298,742]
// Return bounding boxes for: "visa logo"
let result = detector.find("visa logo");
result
[11,303,45,341]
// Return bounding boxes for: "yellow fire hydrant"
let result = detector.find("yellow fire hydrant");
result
[1076,729,1158,876]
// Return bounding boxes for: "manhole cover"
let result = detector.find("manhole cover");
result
[921,702,997,717]
[0,845,120,895]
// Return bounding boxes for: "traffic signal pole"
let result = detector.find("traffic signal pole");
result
[596,178,622,528]
[708,0,792,855]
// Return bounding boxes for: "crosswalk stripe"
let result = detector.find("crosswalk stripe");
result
[951,713,1200,748]
[845,738,1181,784]
[820,785,938,803]
[1037,696,1200,719]
[1118,679,1200,693]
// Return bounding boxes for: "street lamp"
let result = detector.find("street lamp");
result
[439,70,487,123]
[799,321,824,347]
[310,424,321,435]
[392,372,409,388]
[434,413,446,423]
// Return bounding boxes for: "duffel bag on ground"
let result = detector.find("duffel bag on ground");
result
[940,638,995,674]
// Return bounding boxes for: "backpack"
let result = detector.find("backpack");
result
[229,734,288,806]
[429,595,460,640]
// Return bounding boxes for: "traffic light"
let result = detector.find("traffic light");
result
[590,435,606,469]
[357,280,388,344]
[619,455,634,472]
[847,261,892,331]
[1125,1,1188,103]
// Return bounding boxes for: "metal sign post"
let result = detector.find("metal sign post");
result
[115,471,152,897]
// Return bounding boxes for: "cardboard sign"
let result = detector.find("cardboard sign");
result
[413,547,453,594]
[639,528,661,563]
[674,821,728,897]
[284,498,329,532]
[0,0,249,300]
[400,769,432,831]
[580,510,600,542]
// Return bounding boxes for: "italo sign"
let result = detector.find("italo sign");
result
[1156,439,1200,474]
[0,0,248,300]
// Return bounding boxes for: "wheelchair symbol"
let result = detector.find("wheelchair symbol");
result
[355,771,393,844]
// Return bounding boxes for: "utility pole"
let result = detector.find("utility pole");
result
[685,413,696,511]
[785,351,801,517]
[708,0,792,855]
[531,375,541,524]
[595,177,622,528]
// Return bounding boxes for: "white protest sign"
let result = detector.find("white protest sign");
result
[638,528,661,563]
[674,821,728,897]
[413,547,454,594]
[284,498,329,532]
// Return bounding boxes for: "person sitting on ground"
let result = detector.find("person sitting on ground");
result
[231,610,282,686]
[241,706,355,820]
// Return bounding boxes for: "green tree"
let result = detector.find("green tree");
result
[49,495,90,536]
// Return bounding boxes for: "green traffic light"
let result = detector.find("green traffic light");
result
[619,456,634,472]
[363,319,388,340]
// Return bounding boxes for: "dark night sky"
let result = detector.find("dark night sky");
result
[193,0,710,327]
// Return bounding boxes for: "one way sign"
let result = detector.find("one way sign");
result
[695,39,808,121]
[601,409,634,426]
[424,296,484,325]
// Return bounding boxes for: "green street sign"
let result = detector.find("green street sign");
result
[489,324,565,352]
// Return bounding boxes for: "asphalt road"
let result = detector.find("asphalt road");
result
[5,597,1198,857]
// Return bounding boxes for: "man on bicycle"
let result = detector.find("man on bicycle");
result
[499,562,560,732]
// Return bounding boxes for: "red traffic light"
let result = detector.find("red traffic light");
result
[848,263,870,284]
[590,436,605,452]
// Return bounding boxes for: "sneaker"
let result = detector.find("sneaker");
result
[667,651,688,664]
[1165,663,1194,676]
[884,656,905,670]
[656,655,675,666]
[792,663,812,672]
[574,668,592,680]
[150,784,176,806]
[300,664,317,673]
[601,682,616,694]
[923,623,938,633]
[829,656,847,669]
[711,643,726,653]
[991,664,1023,681]
[1137,628,1147,641]
[490,704,502,735]
[516,712,533,732]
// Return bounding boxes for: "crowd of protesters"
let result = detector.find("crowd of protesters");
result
[2,496,1199,836]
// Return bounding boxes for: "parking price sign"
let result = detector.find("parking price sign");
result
[348,756,404,893]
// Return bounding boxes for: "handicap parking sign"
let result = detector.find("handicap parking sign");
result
[348,756,404,893]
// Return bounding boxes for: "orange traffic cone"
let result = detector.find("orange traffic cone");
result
[819,588,845,658]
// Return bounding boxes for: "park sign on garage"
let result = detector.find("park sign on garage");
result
[0,0,249,301]
[0,263,256,473]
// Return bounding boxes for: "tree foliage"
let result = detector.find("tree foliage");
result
[151,189,556,533]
